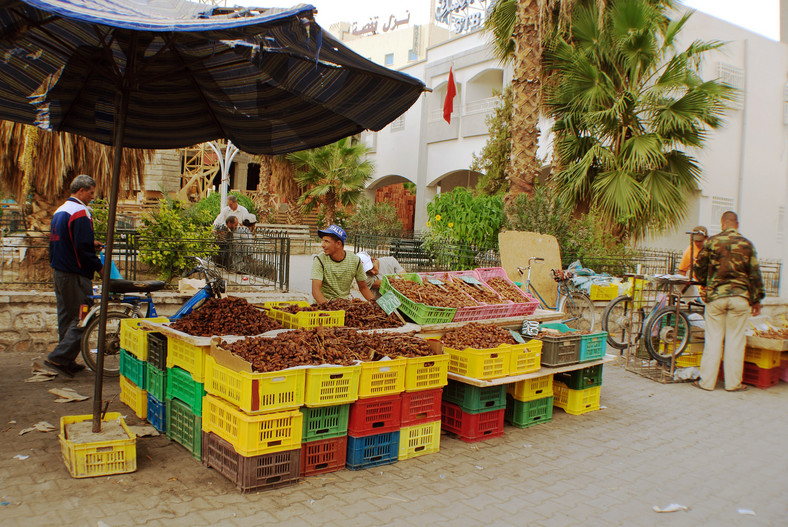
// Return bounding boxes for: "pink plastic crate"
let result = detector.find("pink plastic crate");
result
[780,358,788,382]
[419,271,511,322]
[475,267,540,317]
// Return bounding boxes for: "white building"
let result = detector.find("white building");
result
[349,5,787,293]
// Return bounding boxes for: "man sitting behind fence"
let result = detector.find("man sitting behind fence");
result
[213,195,256,229]
[311,225,374,303]
[356,251,404,299]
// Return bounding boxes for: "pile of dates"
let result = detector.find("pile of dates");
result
[486,277,529,303]
[275,298,403,329]
[445,275,507,305]
[170,296,282,337]
[753,328,788,339]
[388,277,475,308]
[440,322,517,350]
[220,327,438,373]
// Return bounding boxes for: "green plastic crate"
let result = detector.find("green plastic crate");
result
[300,404,350,443]
[166,397,202,459]
[554,364,603,390]
[380,274,457,325]
[504,394,553,428]
[579,332,607,362]
[119,349,147,390]
[441,379,506,413]
[146,364,167,401]
[166,366,206,416]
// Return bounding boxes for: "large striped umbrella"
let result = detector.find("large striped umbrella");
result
[0,0,425,430]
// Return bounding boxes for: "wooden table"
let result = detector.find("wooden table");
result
[446,354,618,387]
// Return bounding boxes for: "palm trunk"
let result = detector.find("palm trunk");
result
[323,192,337,225]
[505,0,542,204]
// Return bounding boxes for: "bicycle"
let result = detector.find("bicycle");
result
[78,257,226,377]
[517,257,596,331]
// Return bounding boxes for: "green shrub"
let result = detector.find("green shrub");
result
[347,200,403,236]
[138,199,214,281]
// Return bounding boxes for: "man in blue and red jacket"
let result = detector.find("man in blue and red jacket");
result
[46,175,103,376]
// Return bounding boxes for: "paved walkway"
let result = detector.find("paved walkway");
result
[1,348,786,526]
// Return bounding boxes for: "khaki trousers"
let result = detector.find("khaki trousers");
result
[699,296,750,390]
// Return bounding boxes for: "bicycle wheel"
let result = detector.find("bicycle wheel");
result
[601,295,645,350]
[559,292,596,332]
[643,307,691,364]
[81,311,131,377]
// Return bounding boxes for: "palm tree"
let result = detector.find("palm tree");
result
[287,137,374,225]
[544,0,732,238]
[484,0,573,202]
[0,121,151,227]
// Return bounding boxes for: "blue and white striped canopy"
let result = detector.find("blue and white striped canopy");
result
[0,0,425,154]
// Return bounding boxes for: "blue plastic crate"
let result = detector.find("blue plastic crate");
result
[120,349,147,390]
[579,332,607,362]
[346,431,399,470]
[147,393,166,433]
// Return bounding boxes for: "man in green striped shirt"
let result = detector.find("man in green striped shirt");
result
[311,225,375,303]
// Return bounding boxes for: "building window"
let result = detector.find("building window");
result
[390,115,405,131]
[710,196,736,235]
[384,53,394,66]
[408,49,418,62]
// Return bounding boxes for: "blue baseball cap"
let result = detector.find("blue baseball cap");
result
[317,224,347,243]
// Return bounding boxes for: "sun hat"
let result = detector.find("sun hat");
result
[317,224,347,243]
[357,251,373,273]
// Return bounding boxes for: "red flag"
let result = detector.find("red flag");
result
[443,67,457,124]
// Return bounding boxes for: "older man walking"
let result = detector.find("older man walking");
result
[693,211,764,391]
[46,175,103,376]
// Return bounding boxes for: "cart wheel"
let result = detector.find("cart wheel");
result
[601,295,645,350]
[644,307,691,364]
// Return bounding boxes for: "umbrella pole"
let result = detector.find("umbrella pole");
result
[92,88,129,433]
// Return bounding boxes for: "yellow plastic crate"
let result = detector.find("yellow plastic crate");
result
[358,357,407,398]
[203,355,305,414]
[398,420,441,460]
[675,353,703,368]
[262,300,310,310]
[201,395,303,457]
[120,317,169,360]
[166,335,207,382]
[589,284,619,301]
[404,354,449,392]
[119,375,147,419]
[59,413,136,478]
[509,339,543,375]
[304,364,361,407]
[745,347,782,369]
[266,307,345,329]
[446,345,512,380]
[553,382,601,415]
[508,374,553,402]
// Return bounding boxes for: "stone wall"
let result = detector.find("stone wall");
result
[0,289,309,354]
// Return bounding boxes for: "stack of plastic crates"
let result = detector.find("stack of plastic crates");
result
[441,379,506,442]
[201,350,308,492]
[118,318,168,423]
[393,342,446,463]
[379,273,457,325]
[505,374,554,428]
[553,363,604,415]
[741,346,784,388]
[781,353,788,383]
[537,323,581,367]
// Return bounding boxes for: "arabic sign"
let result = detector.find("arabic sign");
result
[376,291,402,315]
[434,0,491,34]
[351,11,411,37]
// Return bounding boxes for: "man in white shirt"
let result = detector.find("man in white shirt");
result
[357,251,404,298]
[213,195,256,228]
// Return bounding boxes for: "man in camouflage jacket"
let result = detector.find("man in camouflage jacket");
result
[693,211,764,391]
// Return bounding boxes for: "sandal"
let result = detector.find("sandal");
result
[726,385,748,392]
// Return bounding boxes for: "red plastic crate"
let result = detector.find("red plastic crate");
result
[300,436,347,477]
[742,363,781,389]
[400,388,442,426]
[440,401,505,443]
[347,394,402,436]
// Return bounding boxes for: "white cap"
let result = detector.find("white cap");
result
[357,251,373,273]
